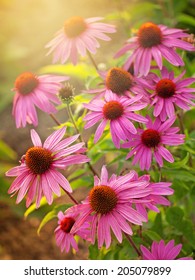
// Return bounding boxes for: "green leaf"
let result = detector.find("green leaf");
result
[37,204,72,235]
[39,63,96,80]
[24,197,48,218]
[163,153,189,169]
[177,14,195,27]
[0,139,17,161]
[166,207,184,228]
[143,230,162,242]
[162,169,195,182]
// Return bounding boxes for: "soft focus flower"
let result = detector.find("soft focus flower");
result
[86,67,149,101]
[142,67,195,121]
[6,127,89,208]
[55,210,91,253]
[140,239,193,260]
[69,165,152,249]
[123,116,185,170]
[128,173,173,219]
[46,16,116,65]
[83,90,148,148]
[12,72,69,128]
[115,22,195,76]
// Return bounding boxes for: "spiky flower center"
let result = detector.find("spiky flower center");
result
[156,78,176,98]
[103,101,124,120]
[141,129,161,148]
[64,16,87,38]
[138,22,162,48]
[15,72,39,95]
[25,147,53,174]
[106,67,133,95]
[89,185,118,215]
[60,217,75,233]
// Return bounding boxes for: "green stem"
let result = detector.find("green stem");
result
[64,189,79,205]
[87,50,99,71]
[49,114,61,126]
[124,233,142,258]
[66,103,98,177]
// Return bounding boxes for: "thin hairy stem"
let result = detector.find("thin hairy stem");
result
[87,50,99,71]
[49,114,61,126]
[124,233,142,257]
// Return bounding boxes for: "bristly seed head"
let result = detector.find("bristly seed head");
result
[59,83,75,103]
[25,147,53,174]
[103,101,124,120]
[156,78,176,98]
[141,129,161,148]
[106,67,133,95]
[60,217,75,233]
[15,72,39,95]
[89,185,118,215]
[64,16,87,38]
[138,22,162,48]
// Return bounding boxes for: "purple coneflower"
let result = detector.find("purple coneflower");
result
[69,165,152,249]
[12,72,68,128]
[141,239,193,260]
[46,16,116,65]
[115,22,195,76]
[127,173,173,219]
[123,116,185,170]
[86,67,149,101]
[143,67,195,121]
[55,210,91,253]
[83,91,147,148]
[6,127,89,208]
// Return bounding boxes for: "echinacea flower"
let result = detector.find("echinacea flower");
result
[140,239,193,260]
[143,67,195,121]
[115,22,195,76]
[86,67,149,101]
[127,173,173,219]
[83,90,148,148]
[55,210,91,253]
[12,72,69,128]
[123,116,185,170]
[69,165,152,249]
[46,16,116,65]
[6,127,89,208]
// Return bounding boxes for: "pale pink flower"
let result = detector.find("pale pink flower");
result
[123,116,185,170]
[86,67,149,101]
[83,90,148,148]
[142,67,195,121]
[12,72,69,128]
[115,22,195,76]
[46,16,116,65]
[6,127,89,208]
[141,239,193,260]
[69,165,152,249]
[55,210,91,253]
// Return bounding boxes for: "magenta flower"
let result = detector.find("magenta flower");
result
[143,67,195,121]
[69,165,152,249]
[12,72,69,128]
[123,116,185,170]
[128,173,173,219]
[83,91,148,148]
[55,210,91,253]
[86,67,149,101]
[46,16,116,65]
[6,127,89,208]
[141,240,193,260]
[115,22,195,76]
